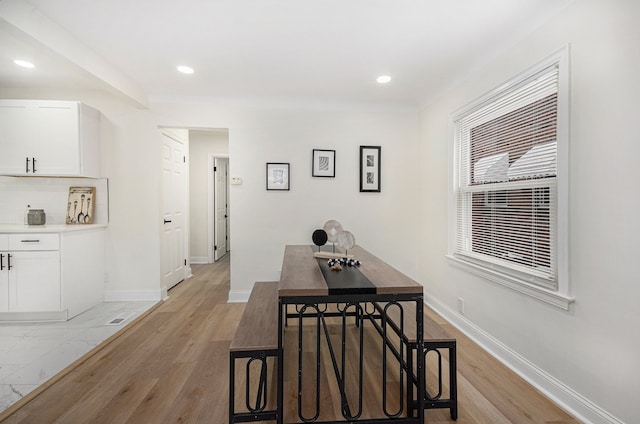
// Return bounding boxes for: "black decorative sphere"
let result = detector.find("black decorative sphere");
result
[312,229,328,246]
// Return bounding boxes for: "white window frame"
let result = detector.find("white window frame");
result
[447,46,574,310]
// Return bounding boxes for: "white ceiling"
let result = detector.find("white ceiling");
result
[0,19,108,91]
[1,0,575,108]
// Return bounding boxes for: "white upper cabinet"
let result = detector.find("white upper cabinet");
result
[0,100,101,177]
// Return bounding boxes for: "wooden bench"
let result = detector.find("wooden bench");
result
[229,281,281,423]
[375,302,458,420]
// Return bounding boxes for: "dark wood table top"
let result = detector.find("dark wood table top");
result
[278,245,423,297]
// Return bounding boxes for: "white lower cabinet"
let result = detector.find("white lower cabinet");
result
[8,251,60,312]
[60,229,105,319]
[0,234,60,313]
[0,229,105,320]
[0,234,6,311]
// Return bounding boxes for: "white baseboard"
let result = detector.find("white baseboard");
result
[0,310,68,322]
[227,290,251,303]
[190,257,208,264]
[424,294,624,424]
[104,290,163,302]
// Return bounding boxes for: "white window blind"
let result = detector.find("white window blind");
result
[453,64,559,289]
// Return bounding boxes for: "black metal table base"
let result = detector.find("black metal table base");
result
[370,303,458,420]
[278,294,425,424]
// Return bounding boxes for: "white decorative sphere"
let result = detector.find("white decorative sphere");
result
[337,230,355,251]
[323,220,343,243]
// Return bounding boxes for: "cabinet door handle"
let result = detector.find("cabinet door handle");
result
[7,253,11,270]
[25,157,37,173]
[20,239,41,243]
[164,219,172,224]
[0,253,4,271]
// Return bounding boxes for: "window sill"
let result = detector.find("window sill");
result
[446,255,574,310]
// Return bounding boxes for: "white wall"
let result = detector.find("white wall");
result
[152,101,422,300]
[188,129,229,262]
[418,0,639,423]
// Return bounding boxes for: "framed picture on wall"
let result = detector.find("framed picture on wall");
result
[312,149,335,177]
[359,145,381,192]
[266,162,290,190]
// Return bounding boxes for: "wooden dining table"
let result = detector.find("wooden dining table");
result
[277,244,426,423]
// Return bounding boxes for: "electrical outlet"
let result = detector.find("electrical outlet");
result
[457,297,465,315]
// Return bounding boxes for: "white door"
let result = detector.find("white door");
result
[161,132,187,290]
[0,102,32,174]
[32,101,80,175]
[8,251,61,312]
[214,157,229,261]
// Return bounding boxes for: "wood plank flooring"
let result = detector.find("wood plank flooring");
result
[0,256,579,423]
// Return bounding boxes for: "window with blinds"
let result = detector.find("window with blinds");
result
[453,63,560,290]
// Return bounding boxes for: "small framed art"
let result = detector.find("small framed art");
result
[266,162,290,190]
[312,149,335,177]
[66,186,96,224]
[359,146,381,192]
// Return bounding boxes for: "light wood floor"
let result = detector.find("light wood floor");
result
[0,256,579,423]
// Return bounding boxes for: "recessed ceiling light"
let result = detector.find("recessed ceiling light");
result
[177,65,194,75]
[14,59,35,68]
[376,75,391,84]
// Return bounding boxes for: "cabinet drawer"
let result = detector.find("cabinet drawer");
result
[0,234,7,250]
[8,234,60,251]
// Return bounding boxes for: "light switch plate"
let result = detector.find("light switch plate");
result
[230,177,243,185]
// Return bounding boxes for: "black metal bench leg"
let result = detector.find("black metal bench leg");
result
[450,343,458,420]
[229,353,236,424]
[277,299,284,424]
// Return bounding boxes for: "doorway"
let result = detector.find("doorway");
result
[160,129,188,291]
[212,156,229,261]
[187,129,230,264]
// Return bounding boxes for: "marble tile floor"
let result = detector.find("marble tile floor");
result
[0,301,157,413]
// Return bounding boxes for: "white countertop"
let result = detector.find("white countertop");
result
[0,224,108,233]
